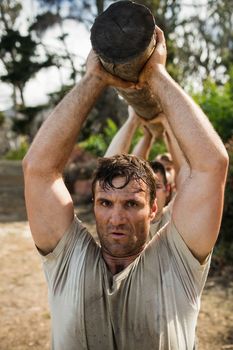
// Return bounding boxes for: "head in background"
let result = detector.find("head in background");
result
[150,160,172,216]
[155,152,175,191]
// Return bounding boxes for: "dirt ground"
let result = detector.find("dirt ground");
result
[0,206,233,350]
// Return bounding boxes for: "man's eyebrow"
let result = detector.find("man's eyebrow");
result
[132,188,145,194]
[96,196,111,201]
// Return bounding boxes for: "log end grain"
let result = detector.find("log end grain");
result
[91,0,155,64]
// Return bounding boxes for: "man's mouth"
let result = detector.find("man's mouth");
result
[109,232,127,239]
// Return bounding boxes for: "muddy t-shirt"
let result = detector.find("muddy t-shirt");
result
[41,216,210,350]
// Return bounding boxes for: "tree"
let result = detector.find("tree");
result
[0,0,53,109]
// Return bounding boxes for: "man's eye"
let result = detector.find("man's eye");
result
[101,200,112,207]
[126,201,137,208]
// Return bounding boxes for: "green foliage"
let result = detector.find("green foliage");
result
[193,75,233,143]
[4,138,29,160]
[79,118,118,157]
[78,134,106,157]
[129,126,166,160]
[103,118,118,143]
[149,140,167,160]
[129,127,144,152]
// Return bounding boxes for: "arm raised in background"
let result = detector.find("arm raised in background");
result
[132,125,155,159]
[138,26,229,262]
[23,50,134,255]
[149,114,190,190]
[105,106,156,160]
[104,106,140,157]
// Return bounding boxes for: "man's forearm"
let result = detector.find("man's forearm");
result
[152,67,228,171]
[24,73,106,174]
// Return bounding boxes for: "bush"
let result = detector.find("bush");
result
[5,138,29,160]
[193,73,233,143]
[79,118,118,157]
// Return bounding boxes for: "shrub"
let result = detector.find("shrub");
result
[5,138,29,160]
[79,118,118,157]
[193,75,233,143]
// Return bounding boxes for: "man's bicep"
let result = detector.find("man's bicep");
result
[25,175,74,254]
[172,171,225,262]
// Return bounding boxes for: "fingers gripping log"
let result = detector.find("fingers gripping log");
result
[90,0,163,120]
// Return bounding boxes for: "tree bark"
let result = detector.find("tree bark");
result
[90,0,163,120]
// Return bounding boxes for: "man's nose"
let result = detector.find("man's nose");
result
[109,206,126,226]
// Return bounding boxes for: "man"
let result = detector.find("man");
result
[23,26,228,349]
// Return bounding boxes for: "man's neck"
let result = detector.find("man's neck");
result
[102,250,143,275]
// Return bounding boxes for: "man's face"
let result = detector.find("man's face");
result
[155,171,170,217]
[93,177,157,258]
[159,160,175,186]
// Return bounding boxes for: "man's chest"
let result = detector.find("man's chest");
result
[50,262,192,350]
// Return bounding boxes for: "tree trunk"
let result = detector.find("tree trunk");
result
[90,0,163,120]
[18,84,25,107]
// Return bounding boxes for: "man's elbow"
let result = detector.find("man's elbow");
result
[22,153,35,178]
[213,148,229,177]
[22,152,44,178]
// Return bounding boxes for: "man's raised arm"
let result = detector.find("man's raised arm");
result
[139,27,229,262]
[149,114,190,190]
[23,50,134,255]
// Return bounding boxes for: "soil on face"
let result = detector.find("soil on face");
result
[0,206,232,350]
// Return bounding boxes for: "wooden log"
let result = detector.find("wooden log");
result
[90,0,163,121]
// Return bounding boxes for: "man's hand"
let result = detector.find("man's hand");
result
[135,112,165,139]
[86,50,136,89]
[127,106,142,125]
[137,26,167,89]
[147,113,169,130]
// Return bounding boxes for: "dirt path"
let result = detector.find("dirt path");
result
[0,217,232,350]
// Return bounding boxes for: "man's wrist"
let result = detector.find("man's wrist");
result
[148,66,173,97]
[127,114,141,127]
[83,71,107,90]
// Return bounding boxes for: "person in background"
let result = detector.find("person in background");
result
[156,152,176,192]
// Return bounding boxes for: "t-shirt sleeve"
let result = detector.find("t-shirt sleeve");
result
[39,215,98,292]
[157,220,211,303]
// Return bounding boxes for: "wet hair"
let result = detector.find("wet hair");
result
[92,154,156,207]
[149,161,167,186]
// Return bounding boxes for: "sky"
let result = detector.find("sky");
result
[0,0,91,110]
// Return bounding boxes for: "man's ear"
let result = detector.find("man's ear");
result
[149,199,157,221]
